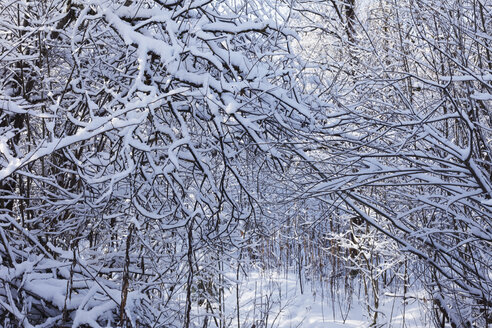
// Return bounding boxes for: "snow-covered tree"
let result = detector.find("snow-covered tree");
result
[290,0,491,326]
[0,0,316,326]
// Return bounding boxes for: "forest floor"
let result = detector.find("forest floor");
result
[194,269,429,327]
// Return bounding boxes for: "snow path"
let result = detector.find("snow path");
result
[193,270,428,327]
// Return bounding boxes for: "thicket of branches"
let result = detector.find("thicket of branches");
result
[278,0,491,326]
[0,0,490,327]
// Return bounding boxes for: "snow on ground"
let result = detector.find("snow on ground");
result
[194,269,429,327]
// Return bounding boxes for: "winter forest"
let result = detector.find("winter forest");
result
[0,0,491,327]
